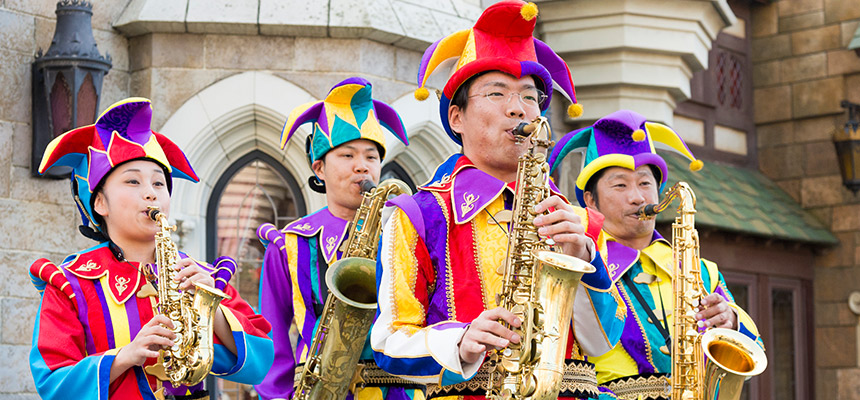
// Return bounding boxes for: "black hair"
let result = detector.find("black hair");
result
[80,158,172,242]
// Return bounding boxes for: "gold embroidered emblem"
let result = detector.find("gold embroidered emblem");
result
[115,276,130,295]
[460,192,479,216]
[76,260,98,272]
[440,173,451,183]
[293,223,312,231]
[325,236,338,255]
[608,263,619,275]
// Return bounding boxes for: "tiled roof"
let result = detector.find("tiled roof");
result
[655,155,838,245]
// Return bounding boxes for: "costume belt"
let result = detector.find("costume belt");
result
[293,361,425,391]
[425,359,598,399]
[602,373,671,400]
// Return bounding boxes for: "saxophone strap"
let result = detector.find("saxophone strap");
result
[425,359,599,399]
[621,272,671,352]
[602,373,671,400]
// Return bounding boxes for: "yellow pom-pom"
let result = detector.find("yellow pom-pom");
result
[690,159,704,171]
[414,87,429,101]
[631,129,646,142]
[521,2,538,21]
[567,103,583,118]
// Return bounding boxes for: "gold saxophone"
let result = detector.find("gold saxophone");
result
[143,206,231,388]
[293,179,412,400]
[637,182,767,400]
[486,117,596,400]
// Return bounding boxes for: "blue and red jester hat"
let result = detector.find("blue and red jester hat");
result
[38,97,199,236]
[413,0,583,144]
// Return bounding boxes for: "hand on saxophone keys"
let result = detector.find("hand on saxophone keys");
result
[695,293,738,329]
[172,258,216,293]
[532,196,590,262]
[458,307,523,364]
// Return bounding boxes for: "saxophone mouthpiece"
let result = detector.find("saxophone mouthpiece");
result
[637,204,658,220]
[147,206,162,221]
[359,180,376,194]
[514,121,538,138]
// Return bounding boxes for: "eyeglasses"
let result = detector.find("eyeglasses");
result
[468,88,548,108]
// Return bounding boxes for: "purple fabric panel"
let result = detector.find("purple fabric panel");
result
[518,60,553,111]
[95,100,151,148]
[532,38,574,102]
[617,282,655,375]
[87,148,112,192]
[65,271,96,355]
[414,191,451,323]
[372,100,408,146]
[632,153,668,186]
[430,321,468,330]
[593,122,649,158]
[255,239,297,399]
[295,236,316,358]
[91,278,116,349]
[125,292,142,340]
[163,381,204,396]
[285,102,325,144]
[452,167,505,222]
[605,241,639,282]
[387,194,425,243]
[337,76,370,88]
[417,38,443,84]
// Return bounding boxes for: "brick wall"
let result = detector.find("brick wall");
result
[751,1,860,399]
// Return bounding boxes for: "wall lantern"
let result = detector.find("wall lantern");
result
[834,100,860,194]
[31,0,111,178]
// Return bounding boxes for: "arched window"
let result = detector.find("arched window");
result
[381,161,417,193]
[207,150,306,306]
[205,151,305,399]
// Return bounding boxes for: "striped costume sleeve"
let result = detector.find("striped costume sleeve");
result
[371,208,481,386]
[30,279,122,400]
[210,282,274,385]
[254,236,297,400]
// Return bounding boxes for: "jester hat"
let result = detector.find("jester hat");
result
[280,77,408,190]
[414,0,581,144]
[548,110,703,207]
[38,97,198,233]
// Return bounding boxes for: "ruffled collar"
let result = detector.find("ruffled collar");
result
[282,207,349,263]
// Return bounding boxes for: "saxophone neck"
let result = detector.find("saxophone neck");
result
[637,182,697,220]
[514,117,553,154]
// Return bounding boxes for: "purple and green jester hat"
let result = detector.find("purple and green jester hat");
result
[38,97,198,237]
[548,109,704,207]
[413,0,582,144]
[280,77,409,193]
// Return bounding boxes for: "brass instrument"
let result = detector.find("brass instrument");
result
[144,206,230,388]
[638,182,767,400]
[293,179,412,400]
[487,117,597,400]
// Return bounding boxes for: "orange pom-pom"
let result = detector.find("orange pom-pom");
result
[521,2,538,21]
[414,87,429,101]
[690,159,704,171]
[567,103,583,118]
[631,129,646,142]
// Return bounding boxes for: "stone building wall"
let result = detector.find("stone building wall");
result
[0,0,476,397]
[750,1,860,399]
[0,1,132,398]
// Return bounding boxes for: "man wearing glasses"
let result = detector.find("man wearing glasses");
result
[370,2,624,399]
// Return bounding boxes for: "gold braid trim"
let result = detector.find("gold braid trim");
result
[426,359,598,399]
[603,374,671,400]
